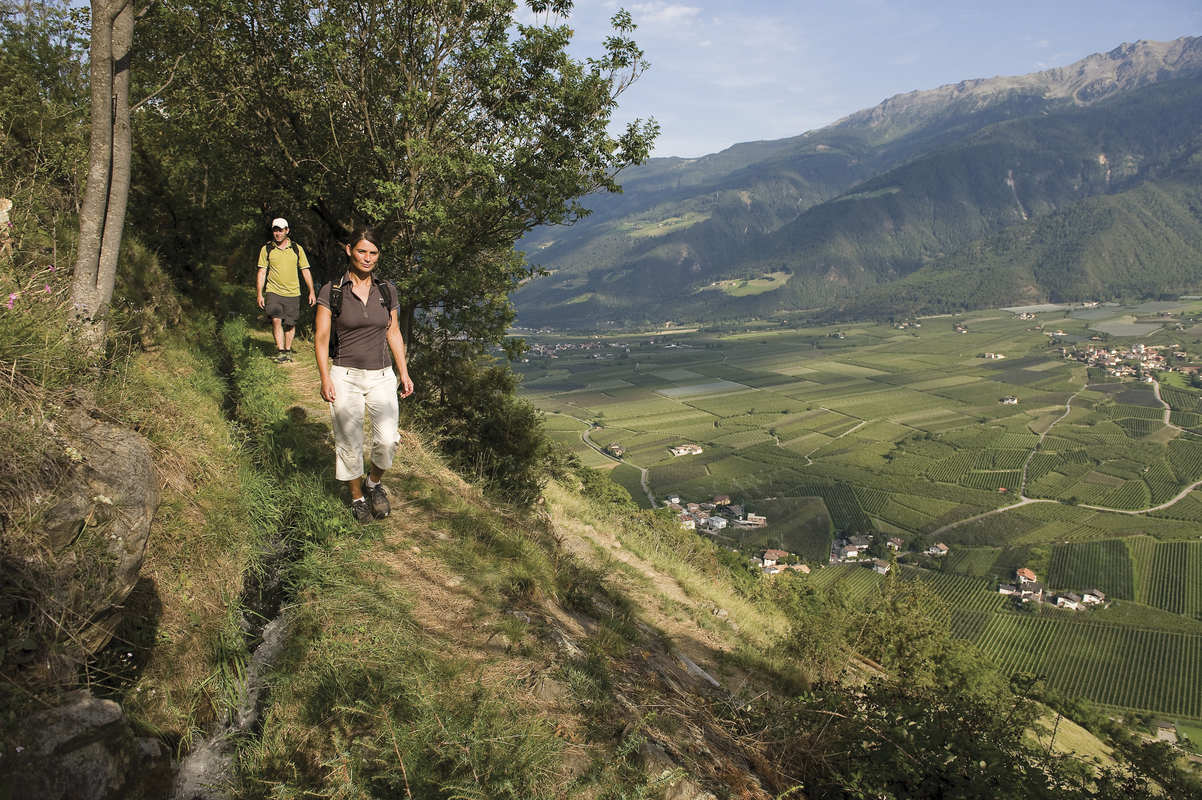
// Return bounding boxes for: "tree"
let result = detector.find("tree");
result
[70,0,134,351]
[145,0,654,346]
[141,0,656,498]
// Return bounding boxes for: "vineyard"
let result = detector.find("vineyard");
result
[806,563,884,603]
[794,483,874,533]
[966,613,1202,718]
[1047,539,1134,599]
[521,308,1202,720]
[1142,540,1202,619]
[899,567,1007,612]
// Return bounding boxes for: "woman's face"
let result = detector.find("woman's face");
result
[346,238,380,273]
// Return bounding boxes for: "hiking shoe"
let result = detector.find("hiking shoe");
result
[274,351,291,363]
[351,498,373,524]
[367,481,390,519]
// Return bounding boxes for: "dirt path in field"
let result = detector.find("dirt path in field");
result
[282,342,774,795]
[793,411,870,466]
[1151,378,1184,432]
[1017,384,1088,494]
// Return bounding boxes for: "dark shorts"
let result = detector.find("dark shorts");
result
[264,292,301,326]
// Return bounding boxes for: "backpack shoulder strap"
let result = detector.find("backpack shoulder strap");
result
[374,277,394,316]
[330,273,346,318]
[261,241,274,279]
[327,274,345,360]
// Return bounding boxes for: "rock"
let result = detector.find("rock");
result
[530,672,570,704]
[40,412,159,656]
[170,737,233,800]
[2,690,173,800]
[638,741,716,800]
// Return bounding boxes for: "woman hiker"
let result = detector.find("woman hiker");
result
[314,227,415,523]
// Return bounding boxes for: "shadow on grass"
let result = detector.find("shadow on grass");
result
[269,406,339,482]
[88,576,163,705]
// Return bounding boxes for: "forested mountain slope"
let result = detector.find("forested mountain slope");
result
[514,37,1202,328]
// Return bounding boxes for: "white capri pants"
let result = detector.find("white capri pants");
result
[328,365,400,481]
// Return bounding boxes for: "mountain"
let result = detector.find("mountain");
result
[513,37,1202,328]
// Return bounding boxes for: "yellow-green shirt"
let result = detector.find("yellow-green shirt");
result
[258,242,310,296]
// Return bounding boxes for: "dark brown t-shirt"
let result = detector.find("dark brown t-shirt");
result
[317,276,399,370]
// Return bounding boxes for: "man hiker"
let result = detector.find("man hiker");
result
[256,217,316,362]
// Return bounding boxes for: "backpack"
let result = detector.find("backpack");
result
[327,273,396,359]
[262,240,304,290]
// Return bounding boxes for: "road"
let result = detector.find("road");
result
[578,423,657,508]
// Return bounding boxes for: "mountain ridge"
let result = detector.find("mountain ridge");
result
[514,36,1202,328]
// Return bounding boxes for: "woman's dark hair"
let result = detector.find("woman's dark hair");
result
[345,225,381,250]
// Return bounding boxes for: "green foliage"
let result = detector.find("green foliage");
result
[577,466,637,510]
[0,0,88,225]
[410,359,558,505]
[745,673,1202,800]
[137,0,657,503]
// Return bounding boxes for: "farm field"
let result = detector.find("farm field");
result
[520,306,1202,548]
[519,303,1202,721]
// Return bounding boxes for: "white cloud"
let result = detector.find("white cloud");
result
[629,2,702,26]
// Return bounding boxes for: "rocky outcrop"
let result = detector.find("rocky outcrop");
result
[1,413,162,796]
[1,690,173,800]
[834,36,1202,134]
[40,410,159,658]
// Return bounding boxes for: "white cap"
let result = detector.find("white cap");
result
[271,217,289,229]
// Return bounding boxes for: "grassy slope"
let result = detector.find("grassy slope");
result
[223,330,792,797]
[9,309,1125,795]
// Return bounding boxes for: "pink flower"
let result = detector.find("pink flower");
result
[5,293,16,309]
[48,265,55,271]
[44,284,51,293]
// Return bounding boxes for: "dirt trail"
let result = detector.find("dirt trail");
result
[280,344,774,797]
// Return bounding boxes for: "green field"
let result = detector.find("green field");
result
[706,496,833,561]
[520,306,1202,720]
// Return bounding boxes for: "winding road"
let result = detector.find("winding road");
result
[578,423,657,508]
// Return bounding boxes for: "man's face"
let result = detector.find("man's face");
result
[272,226,289,244]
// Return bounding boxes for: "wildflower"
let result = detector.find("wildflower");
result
[93,494,113,505]
[44,284,51,293]
[64,445,83,462]
[6,292,16,309]
[48,264,55,271]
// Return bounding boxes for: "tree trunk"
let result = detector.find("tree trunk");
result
[70,0,133,353]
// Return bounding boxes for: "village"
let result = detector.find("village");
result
[524,336,699,361]
[655,455,1122,600]
[1061,341,1194,379]
[826,532,1110,613]
[663,492,769,534]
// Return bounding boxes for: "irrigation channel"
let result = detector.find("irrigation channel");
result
[933,378,1202,535]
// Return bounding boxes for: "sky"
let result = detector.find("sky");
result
[540,0,1202,158]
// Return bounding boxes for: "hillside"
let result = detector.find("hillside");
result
[513,36,1202,328]
[9,269,1194,798]
[831,168,1202,319]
